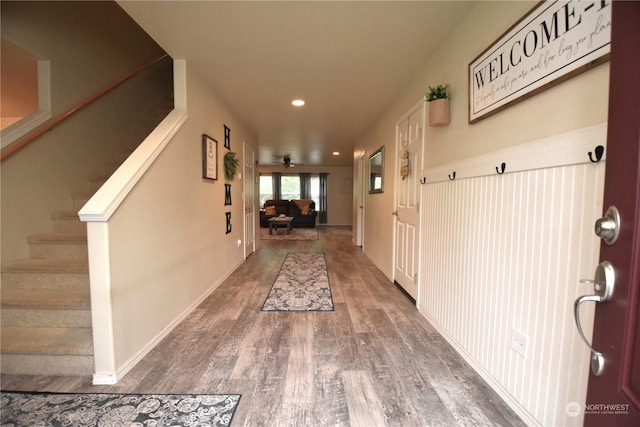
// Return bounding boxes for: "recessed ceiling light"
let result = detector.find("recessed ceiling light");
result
[333,152,340,156]
[292,99,305,107]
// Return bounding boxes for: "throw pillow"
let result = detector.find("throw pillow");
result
[293,199,312,215]
[264,205,276,215]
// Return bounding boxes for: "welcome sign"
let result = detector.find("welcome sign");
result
[469,0,611,123]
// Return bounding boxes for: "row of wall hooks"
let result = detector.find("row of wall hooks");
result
[418,146,604,184]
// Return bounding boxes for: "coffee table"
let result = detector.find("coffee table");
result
[268,216,294,235]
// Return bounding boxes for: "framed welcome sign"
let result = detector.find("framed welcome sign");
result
[469,0,611,123]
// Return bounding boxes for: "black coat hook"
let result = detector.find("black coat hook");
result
[448,171,456,181]
[496,162,506,174]
[588,145,604,163]
[420,177,427,184]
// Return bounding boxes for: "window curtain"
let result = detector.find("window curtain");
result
[272,172,282,200]
[319,173,328,224]
[299,173,311,199]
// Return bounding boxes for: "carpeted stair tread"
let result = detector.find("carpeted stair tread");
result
[1,288,90,309]
[1,258,88,273]
[1,327,93,355]
[27,233,87,244]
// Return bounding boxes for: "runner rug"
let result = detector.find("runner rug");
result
[0,391,240,427]
[261,252,334,311]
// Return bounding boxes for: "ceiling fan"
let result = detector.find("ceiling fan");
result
[273,155,304,168]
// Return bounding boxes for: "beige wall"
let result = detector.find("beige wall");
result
[355,0,609,277]
[258,165,353,226]
[0,1,164,118]
[91,63,259,377]
[0,1,169,262]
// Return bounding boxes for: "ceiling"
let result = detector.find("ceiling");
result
[117,1,477,167]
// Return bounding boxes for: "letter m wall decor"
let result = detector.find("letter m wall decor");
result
[469,0,611,123]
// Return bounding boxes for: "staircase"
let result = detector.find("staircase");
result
[0,54,175,377]
[1,118,172,377]
[0,179,111,376]
[1,214,92,375]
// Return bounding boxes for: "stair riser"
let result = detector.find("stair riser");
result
[1,272,89,290]
[1,309,92,328]
[29,242,88,259]
[0,354,93,376]
[52,219,87,234]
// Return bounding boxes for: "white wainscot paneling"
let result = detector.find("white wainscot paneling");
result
[419,124,606,426]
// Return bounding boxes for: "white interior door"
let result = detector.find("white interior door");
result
[243,142,255,258]
[393,101,424,301]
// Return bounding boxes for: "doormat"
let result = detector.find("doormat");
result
[0,391,240,427]
[261,252,334,311]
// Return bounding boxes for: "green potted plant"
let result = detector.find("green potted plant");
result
[426,84,450,127]
[223,151,240,181]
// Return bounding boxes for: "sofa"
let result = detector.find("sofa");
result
[260,199,317,228]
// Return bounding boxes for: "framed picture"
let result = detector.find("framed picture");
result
[202,134,217,180]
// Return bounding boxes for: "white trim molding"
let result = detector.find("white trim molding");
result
[421,123,607,183]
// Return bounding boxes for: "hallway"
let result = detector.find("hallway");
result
[1,227,524,426]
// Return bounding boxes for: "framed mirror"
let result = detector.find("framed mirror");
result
[368,146,384,194]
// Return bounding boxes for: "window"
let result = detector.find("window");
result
[259,174,320,208]
[310,176,320,207]
[259,175,273,206]
[280,176,300,200]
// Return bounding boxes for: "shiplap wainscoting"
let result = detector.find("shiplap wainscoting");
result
[419,125,606,426]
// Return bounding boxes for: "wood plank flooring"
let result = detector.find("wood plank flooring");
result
[1,226,525,426]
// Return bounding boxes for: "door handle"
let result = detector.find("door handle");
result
[392,211,398,216]
[574,260,615,376]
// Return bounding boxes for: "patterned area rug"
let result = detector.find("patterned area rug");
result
[259,227,318,240]
[261,252,334,311]
[0,391,240,427]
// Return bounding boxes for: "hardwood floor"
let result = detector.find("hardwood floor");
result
[1,226,525,426]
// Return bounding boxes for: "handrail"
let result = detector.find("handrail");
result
[0,53,169,162]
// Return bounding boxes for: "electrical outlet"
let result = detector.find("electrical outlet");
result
[511,329,528,358]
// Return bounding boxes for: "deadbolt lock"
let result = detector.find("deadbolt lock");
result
[595,206,621,245]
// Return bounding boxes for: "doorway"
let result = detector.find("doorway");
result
[392,100,424,302]
[355,153,365,247]
[243,142,255,258]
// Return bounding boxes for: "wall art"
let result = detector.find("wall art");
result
[202,134,217,180]
[469,0,611,123]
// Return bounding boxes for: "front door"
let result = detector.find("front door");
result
[393,101,424,302]
[243,143,255,258]
[584,2,640,425]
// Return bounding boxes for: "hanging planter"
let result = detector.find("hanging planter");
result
[223,151,240,181]
[426,84,450,127]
